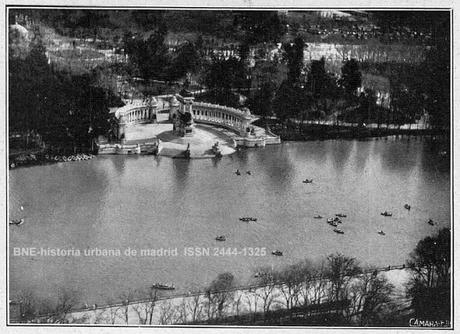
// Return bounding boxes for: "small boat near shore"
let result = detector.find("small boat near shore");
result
[378,230,386,236]
[381,211,392,217]
[314,215,323,219]
[333,228,344,234]
[152,283,175,290]
[9,218,24,226]
[404,204,411,210]
[302,179,313,184]
[272,250,283,256]
[427,219,434,226]
[328,221,338,227]
[215,235,226,241]
[335,213,347,218]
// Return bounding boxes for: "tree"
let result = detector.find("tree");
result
[13,289,39,323]
[416,45,450,130]
[235,11,286,44]
[306,57,338,99]
[201,56,247,107]
[325,253,362,316]
[246,81,276,118]
[131,288,160,325]
[171,41,201,80]
[205,272,236,320]
[253,266,278,322]
[273,80,309,125]
[295,260,317,309]
[345,272,394,325]
[118,290,135,324]
[389,86,420,128]
[275,264,304,314]
[340,59,362,98]
[283,36,305,85]
[407,228,451,320]
[185,288,204,323]
[158,301,178,325]
[355,89,377,127]
[124,30,170,81]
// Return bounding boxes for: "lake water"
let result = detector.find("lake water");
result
[9,137,450,305]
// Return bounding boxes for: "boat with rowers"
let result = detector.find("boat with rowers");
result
[9,218,24,226]
[335,213,347,218]
[378,230,386,235]
[381,211,392,217]
[272,250,283,256]
[328,220,338,227]
[302,179,313,184]
[333,228,344,234]
[215,235,226,241]
[427,219,434,226]
[404,204,411,210]
[239,217,257,222]
[152,283,175,290]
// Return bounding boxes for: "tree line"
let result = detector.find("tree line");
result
[12,228,450,326]
[9,34,123,152]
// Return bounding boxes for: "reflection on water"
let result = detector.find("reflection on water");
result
[9,137,450,305]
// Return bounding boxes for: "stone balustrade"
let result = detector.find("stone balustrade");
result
[116,98,158,125]
[191,102,253,136]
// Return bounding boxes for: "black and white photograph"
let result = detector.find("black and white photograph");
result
[5,3,453,330]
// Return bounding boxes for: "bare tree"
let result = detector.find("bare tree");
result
[158,300,177,325]
[296,260,317,309]
[253,266,278,322]
[231,291,244,319]
[185,290,204,323]
[44,289,79,323]
[275,263,304,314]
[343,270,394,325]
[205,272,236,320]
[118,289,135,324]
[325,253,362,318]
[175,297,189,324]
[12,289,38,323]
[359,273,394,326]
[131,287,160,325]
[310,260,329,311]
[245,288,259,324]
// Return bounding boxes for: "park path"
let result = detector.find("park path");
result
[62,267,411,325]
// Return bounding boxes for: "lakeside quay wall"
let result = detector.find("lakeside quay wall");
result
[24,264,411,325]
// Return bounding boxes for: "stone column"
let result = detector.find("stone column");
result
[169,96,179,122]
[150,97,158,122]
[118,114,127,143]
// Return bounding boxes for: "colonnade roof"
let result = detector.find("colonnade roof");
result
[193,102,253,120]
[112,95,254,121]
